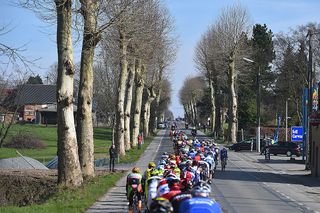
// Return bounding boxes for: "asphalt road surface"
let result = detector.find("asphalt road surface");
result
[87,123,320,213]
[161,123,320,213]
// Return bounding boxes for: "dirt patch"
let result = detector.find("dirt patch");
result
[0,169,57,206]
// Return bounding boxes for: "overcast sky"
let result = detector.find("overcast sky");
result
[1,0,320,118]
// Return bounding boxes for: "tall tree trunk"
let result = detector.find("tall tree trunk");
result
[56,0,83,187]
[77,0,100,179]
[192,99,197,126]
[124,60,135,151]
[132,60,144,147]
[115,33,128,156]
[143,88,156,137]
[227,51,237,144]
[209,78,215,132]
[214,88,222,137]
[150,68,163,133]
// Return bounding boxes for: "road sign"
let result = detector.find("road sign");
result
[291,126,303,142]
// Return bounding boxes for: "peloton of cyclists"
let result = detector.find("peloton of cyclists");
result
[126,128,223,213]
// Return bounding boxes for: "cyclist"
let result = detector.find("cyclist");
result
[170,161,181,176]
[170,189,192,213]
[146,172,162,210]
[161,176,181,200]
[220,147,228,170]
[142,162,156,191]
[179,181,221,213]
[126,167,143,213]
[149,197,174,213]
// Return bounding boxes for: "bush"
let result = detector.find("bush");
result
[4,134,46,149]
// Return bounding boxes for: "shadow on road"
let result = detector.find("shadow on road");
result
[214,169,320,188]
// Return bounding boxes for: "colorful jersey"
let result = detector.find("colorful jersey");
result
[127,173,142,196]
[179,197,221,213]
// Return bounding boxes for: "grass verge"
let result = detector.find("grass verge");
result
[119,132,157,164]
[0,125,112,162]
[0,171,124,213]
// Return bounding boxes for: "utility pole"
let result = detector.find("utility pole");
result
[243,57,261,153]
[257,66,261,153]
[286,100,288,141]
[306,28,313,170]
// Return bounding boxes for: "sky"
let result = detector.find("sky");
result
[1,0,320,118]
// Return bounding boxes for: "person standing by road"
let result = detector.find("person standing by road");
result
[109,144,117,172]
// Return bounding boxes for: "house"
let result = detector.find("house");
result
[14,84,57,123]
[37,103,77,125]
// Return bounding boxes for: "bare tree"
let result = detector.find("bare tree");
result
[55,0,83,186]
[214,4,251,143]
[179,76,205,125]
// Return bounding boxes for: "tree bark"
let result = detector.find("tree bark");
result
[56,0,83,187]
[143,87,156,137]
[227,51,237,144]
[76,0,100,179]
[124,60,135,151]
[132,60,144,147]
[115,33,128,156]
[214,87,222,137]
[150,68,163,133]
[209,78,215,132]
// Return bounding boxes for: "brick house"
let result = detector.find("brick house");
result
[15,84,57,123]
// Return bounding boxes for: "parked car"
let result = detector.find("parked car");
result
[228,139,256,151]
[157,122,166,129]
[266,141,301,157]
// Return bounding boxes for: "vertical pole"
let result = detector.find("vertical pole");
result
[307,29,313,170]
[286,100,288,141]
[257,66,261,153]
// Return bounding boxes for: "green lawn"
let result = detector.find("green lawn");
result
[0,171,124,213]
[0,124,112,162]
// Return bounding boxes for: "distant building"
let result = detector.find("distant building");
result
[14,84,57,123]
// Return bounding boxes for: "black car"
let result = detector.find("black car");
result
[229,139,256,151]
[266,141,301,157]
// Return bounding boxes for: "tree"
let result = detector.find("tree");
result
[55,0,83,187]
[214,3,251,143]
[179,76,205,125]
[76,0,100,179]
[26,75,43,84]
[194,27,223,135]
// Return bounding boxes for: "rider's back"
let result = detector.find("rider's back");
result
[178,197,221,213]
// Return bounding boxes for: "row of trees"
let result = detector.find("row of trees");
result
[0,0,177,187]
[180,3,320,144]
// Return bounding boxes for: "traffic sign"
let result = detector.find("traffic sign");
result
[291,126,303,142]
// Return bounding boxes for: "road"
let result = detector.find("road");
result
[161,124,320,213]
[211,150,319,213]
[87,124,320,213]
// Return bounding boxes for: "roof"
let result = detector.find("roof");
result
[15,84,56,105]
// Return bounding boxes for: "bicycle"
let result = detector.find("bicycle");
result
[131,185,142,213]
[221,158,227,171]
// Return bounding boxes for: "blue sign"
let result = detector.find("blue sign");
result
[291,126,303,142]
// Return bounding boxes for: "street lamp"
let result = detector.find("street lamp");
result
[243,57,261,153]
[285,98,292,142]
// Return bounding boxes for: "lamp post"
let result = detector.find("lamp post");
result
[285,98,291,141]
[243,57,261,153]
[285,99,288,141]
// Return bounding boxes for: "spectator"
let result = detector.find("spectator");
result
[109,144,117,172]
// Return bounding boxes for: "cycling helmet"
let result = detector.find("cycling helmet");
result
[132,167,140,173]
[186,160,192,166]
[191,180,211,197]
[148,161,156,168]
[149,198,173,213]
[167,176,180,188]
